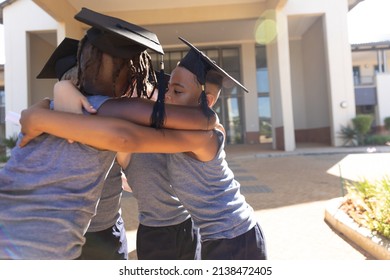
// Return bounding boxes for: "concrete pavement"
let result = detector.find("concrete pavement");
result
[121,143,390,260]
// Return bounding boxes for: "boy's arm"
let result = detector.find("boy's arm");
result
[19,105,214,154]
[99,98,216,131]
[54,80,216,130]
[18,98,51,144]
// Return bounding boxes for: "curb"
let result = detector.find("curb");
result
[324,197,390,260]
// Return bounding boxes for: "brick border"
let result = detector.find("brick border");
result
[324,197,390,260]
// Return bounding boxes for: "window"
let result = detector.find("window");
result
[256,45,272,143]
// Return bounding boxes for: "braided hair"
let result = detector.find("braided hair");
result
[127,51,157,99]
[76,35,156,98]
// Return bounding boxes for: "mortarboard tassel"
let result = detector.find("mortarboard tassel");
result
[151,57,167,129]
[199,85,215,120]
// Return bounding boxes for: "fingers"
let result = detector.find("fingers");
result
[18,134,32,148]
[81,98,97,114]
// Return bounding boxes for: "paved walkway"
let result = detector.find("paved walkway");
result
[121,143,390,260]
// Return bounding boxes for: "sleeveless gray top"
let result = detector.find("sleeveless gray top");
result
[87,159,122,232]
[0,95,115,259]
[166,129,256,241]
[124,153,190,226]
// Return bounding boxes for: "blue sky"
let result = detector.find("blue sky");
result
[0,0,389,64]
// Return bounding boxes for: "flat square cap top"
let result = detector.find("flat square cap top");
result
[75,7,164,58]
[178,37,248,93]
[36,37,79,79]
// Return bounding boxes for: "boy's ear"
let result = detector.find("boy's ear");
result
[206,93,216,107]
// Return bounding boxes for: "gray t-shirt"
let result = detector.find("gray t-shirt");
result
[87,159,122,232]
[166,129,256,241]
[125,153,190,227]
[0,95,115,259]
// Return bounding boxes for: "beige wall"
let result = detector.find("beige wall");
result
[352,50,390,78]
[289,39,306,129]
[301,17,329,129]
[285,0,355,147]
[29,34,57,105]
[3,0,58,137]
[375,73,390,127]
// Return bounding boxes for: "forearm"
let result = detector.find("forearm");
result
[28,109,129,150]
[98,98,216,131]
[25,108,212,153]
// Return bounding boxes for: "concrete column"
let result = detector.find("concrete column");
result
[376,74,390,127]
[241,42,260,144]
[322,2,356,146]
[266,10,295,151]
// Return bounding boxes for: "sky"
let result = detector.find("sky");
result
[347,0,390,44]
[0,0,390,64]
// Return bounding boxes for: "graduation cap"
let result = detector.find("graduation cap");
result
[178,37,248,93]
[36,37,79,80]
[74,7,164,58]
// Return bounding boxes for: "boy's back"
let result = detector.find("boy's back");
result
[0,97,116,259]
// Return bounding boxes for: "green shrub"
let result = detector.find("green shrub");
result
[1,134,18,149]
[365,134,390,145]
[338,125,358,146]
[0,135,18,163]
[352,114,373,145]
[385,117,390,131]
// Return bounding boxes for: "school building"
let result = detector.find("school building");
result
[1,0,389,152]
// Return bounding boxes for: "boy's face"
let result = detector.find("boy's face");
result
[165,66,201,106]
[164,66,222,107]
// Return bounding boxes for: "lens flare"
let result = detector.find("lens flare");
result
[254,10,278,45]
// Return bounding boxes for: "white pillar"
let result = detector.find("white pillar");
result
[241,42,260,144]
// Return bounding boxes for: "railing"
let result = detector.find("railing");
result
[353,75,375,86]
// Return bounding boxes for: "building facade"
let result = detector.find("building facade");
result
[1,0,362,151]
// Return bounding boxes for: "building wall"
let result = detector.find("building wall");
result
[375,73,390,128]
[3,0,58,137]
[289,39,306,129]
[352,50,390,80]
[2,0,355,150]
[285,0,355,147]
[29,34,57,104]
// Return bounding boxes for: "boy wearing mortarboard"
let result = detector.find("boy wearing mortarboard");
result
[36,36,130,260]
[159,37,267,259]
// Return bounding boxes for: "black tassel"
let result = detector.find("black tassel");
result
[199,87,215,120]
[151,59,166,129]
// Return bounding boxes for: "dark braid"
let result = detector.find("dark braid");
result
[76,36,87,92]
[126,51,156,99]
[199,87,216,120]
[77,36,104,95]
[111,57,127,97]
[77,38,155,99]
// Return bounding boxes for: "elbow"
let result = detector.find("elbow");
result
[111,128,139,152]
